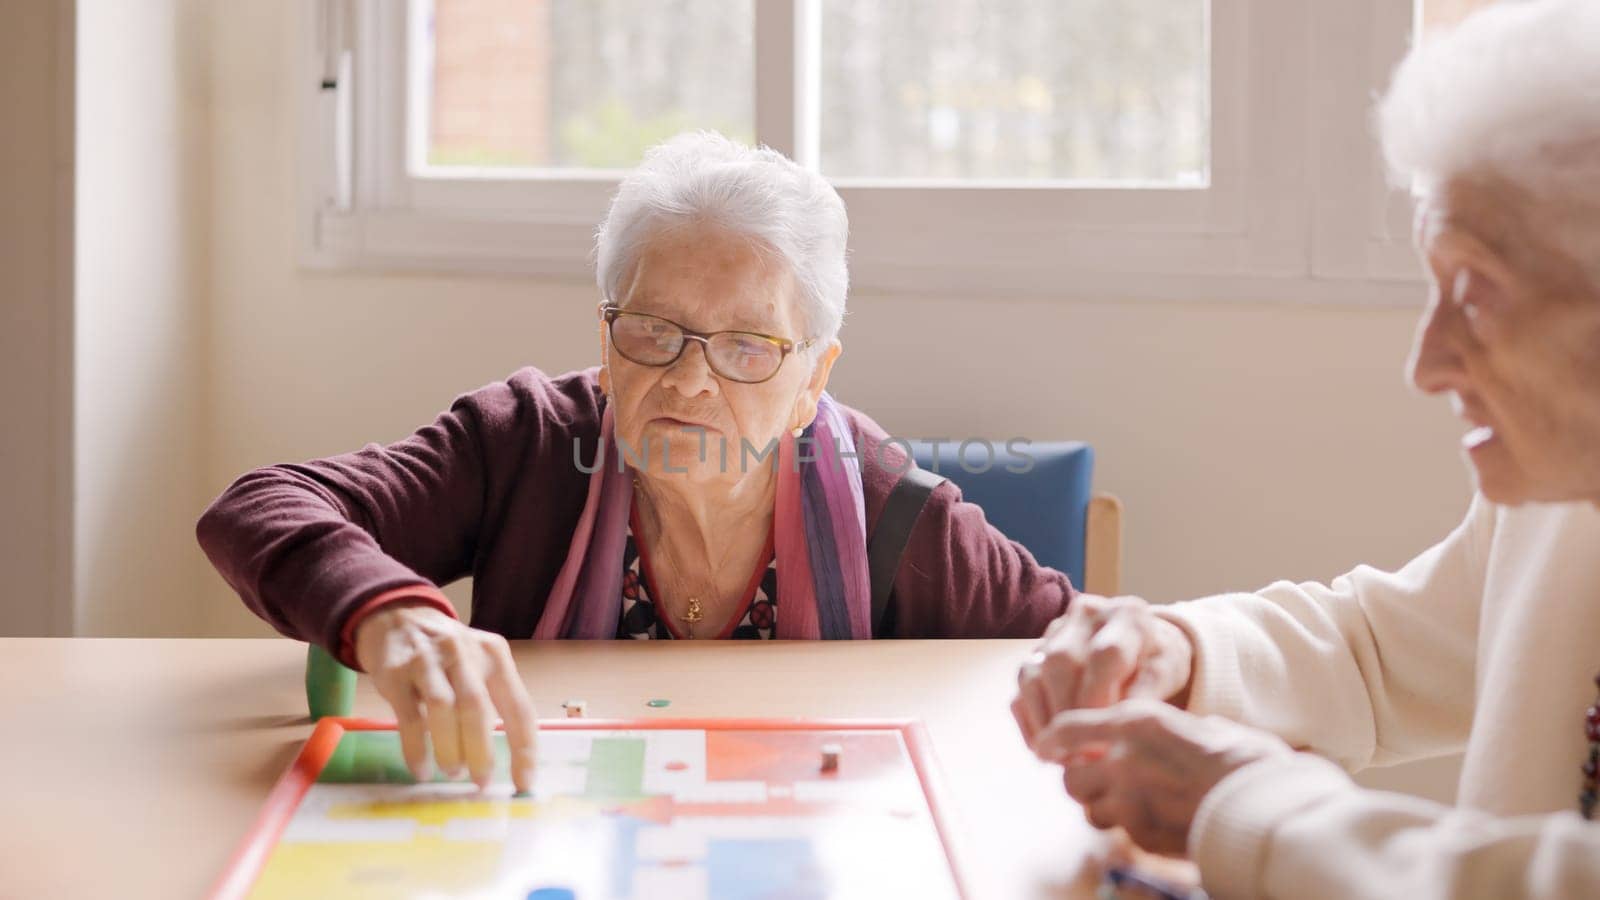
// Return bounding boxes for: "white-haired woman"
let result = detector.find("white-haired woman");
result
[198,132,1076,794]
[1015,1,1600,897]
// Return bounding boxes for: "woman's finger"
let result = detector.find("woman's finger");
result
[411,645,463,778]
[1033,706,1127,761]
[1037,606,1080,644]
[1128,617,1195,704]
[1126,646,1181,701]
[1036,615,1094,715]
[1083,793,1129,832]
[482,637,539,794]
[1011,693,1037,744]
[1017,675,1055,746]
[373,663,433,782]
[1062,758,1112,806]
[440,641,496,789]
[1076,611,1142,708]
[392,686,433,783]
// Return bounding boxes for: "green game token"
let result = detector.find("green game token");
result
[646,699,671,708]
[305,644,356,721]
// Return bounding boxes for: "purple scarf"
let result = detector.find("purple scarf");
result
[532,393,872,640]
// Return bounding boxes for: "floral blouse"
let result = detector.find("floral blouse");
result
[616,519,778,640]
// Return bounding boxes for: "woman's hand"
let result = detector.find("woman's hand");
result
[1033,700,1293,855]
[354,603,538,793]
[1013,595,1195,746]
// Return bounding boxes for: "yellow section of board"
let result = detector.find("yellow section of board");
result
[324,795,592,826]
[249,838,502,899]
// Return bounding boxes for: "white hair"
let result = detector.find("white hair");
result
[594,131,850,344]
[1377,0,1600,283]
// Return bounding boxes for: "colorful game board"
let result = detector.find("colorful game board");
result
[214,718,967,899]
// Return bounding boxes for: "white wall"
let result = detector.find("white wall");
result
[74,0,213,636]
[202,0,1473,639]
[0,0,74,636]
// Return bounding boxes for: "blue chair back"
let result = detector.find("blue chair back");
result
[907,440,1094,587]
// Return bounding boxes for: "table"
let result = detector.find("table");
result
[1,638,1146,898]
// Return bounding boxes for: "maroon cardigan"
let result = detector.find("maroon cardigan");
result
[197,367,1075,655]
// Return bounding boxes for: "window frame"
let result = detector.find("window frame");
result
[298,0,1426,305]
[1308,0,1425,284]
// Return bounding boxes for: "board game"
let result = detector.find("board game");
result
[213,718,967,899]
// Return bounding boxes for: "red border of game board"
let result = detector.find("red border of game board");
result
[209,717,970,900]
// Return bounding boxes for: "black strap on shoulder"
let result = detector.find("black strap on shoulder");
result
[868,465,948,636]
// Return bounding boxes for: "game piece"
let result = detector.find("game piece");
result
[646,698,671,708]
[304,644,356,721]
[563,699,586,718]
[820,742,841,772]
[215,719,964,899]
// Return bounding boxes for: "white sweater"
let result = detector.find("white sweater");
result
[1157,495,1600,900]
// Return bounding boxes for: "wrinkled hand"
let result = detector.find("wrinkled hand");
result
[354,603,538,792]
[1013,595,1195,746]
[1033,699,1292,855]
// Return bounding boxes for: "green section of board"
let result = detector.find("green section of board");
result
[583,737,646,799]
[317,731,413,783]
[317,730,513,785]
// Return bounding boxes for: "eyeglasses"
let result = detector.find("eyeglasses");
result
[600,304,814,385]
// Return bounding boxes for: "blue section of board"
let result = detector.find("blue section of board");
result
[707,839,828,900]
[607,817,642,899]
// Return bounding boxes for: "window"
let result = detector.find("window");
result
[816,0,1208,185]
[301,0,1435,303]
[415,1,755,174]
[1305,0,1499,288]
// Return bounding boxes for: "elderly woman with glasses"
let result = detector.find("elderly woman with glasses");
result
[197,131,1075,794]
[1015,2,1600,897]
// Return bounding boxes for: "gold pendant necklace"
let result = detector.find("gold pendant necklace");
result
[682,597,706,638]
[633,478,743,640]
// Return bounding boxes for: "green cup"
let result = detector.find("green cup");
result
[305,643,357,721]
